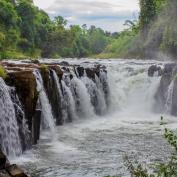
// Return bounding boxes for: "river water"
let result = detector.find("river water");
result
[11,59,177,177]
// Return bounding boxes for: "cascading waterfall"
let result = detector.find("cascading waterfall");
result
[107,63,161,114]
[165,80,175,114]
[9,87,31,151]
[0,78,22,157]
[61,80,78,121]
[71,77,95,117]
[81,75,107,115]
[12,60,177,177]
[52,70,78,123]
[33,70,56,139]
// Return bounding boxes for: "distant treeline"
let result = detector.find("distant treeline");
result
[1,0,176,60]
[0,0,119,59]
[100,0,177,59]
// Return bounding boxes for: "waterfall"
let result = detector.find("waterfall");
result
[9,87,31,151]
[0,78,22,157]
[52,70,78,123]
[107,63,161,114]
[165,80,174,114]
[33,70,56,139]
[71,77,95,118]
[81,76,107,115]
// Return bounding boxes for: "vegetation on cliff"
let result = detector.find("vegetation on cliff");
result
[102,0,177,59]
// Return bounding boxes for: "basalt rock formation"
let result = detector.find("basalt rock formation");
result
[0,60,110,157]
[148,63,177,116]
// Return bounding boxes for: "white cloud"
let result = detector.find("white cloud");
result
[33,0,140,32]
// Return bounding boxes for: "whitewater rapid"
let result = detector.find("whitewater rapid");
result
[11,59,177,177]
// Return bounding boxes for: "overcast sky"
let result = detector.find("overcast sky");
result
[33,0,139,32]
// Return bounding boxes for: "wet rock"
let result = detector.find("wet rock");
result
[0,150,6,170]
[0,170,11,177]
[48,65,63,80]
[172,79,177,116]
[6,165,28,177]
[32,109,41,144]
[59,61,70,66]
[0,150,28,177]
[76,66,84,77]
[154,63,177,114]
[6,71,38,147]
[163,63,177,75]
[154,73,171,112]
[85,68,95,80]
[148,65,162,77]
[31,60,40,64]
[40,69,63,125]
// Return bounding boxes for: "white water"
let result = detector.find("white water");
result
[0,78,22,157]
[33,70,56,140]
[81,76,107,115]
[12,59,177,177]
[71,77,95,117]
[165,80,174,114]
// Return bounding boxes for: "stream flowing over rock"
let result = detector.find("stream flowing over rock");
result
[0,59,177,177]
[0,59,110,157]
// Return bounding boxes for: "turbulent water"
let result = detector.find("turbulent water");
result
[11,59,177,177]
[33,70,56,139]
[0,78,22,156]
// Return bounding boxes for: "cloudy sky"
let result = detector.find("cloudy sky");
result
[33,0,139,32]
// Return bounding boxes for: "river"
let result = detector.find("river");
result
[11,59,177,177]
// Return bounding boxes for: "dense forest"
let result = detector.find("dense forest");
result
[101,0,177,59]
[0,0,177,59]
[0,0,118,59]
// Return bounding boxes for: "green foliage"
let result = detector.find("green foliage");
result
[101,0,177,59]
[0,50,27,59]
[103,23,143,59]
[164,128,177,151]
[0,0,176,59]
[139,0,157,31]
[0,65,7,79]
[39,64,48,73]
[0,0,113,59]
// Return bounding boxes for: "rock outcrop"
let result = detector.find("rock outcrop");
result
[0,150,28,177]
[149,63,177,116]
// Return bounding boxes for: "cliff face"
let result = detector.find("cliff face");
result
[148,63,177,116]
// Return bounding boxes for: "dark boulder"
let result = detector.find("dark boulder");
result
[6,165,28,177]
[172,79,177,116]
[154,73,171,112]
[5,71,39,148]
[59,61,70,66]
[148,65,162,77]
[0,170,11,177]
[163,63,177,75]
[0,150,6,170]
[76,66,85,77]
